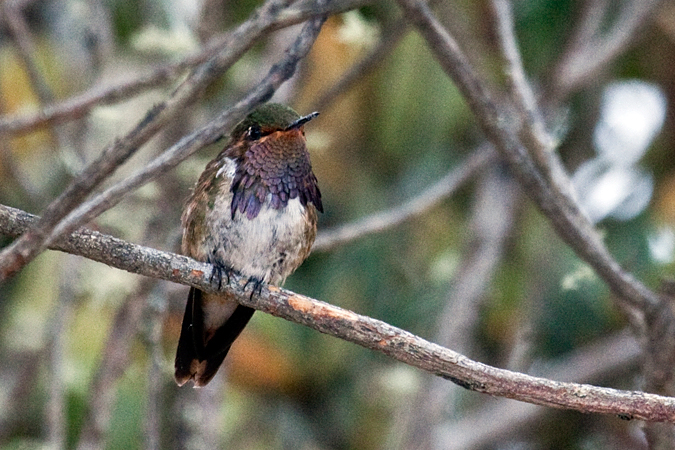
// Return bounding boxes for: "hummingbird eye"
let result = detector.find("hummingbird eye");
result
[245,125,262,141]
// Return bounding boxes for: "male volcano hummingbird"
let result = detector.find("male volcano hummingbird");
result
[175,103,322,387]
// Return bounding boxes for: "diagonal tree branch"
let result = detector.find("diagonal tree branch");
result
[489,2,675,445]
[312,145,496,252]
[436,330,643,450]
[43,12,327,258]
[551,0,665,100]
[489,0,558,180]
[398,1,675,444]
[0,0,332,281]
[395,0,660,315]
[2,203,675,422]
[0,0,368,136]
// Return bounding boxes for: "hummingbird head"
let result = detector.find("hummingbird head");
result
[230,104,319,143]
[228,103,323,219]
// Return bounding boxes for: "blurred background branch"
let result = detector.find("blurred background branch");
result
[0,0,335,280]
[313,144,496,252]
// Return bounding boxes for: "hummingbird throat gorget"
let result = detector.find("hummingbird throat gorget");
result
[229,132,323,220]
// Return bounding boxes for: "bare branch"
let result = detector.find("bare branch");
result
[0,0,368,136]
[395,0,660,314]
[46,14,326,259]
[552,0,665,99]
[1,0,54,103]
[492,2,675,444]
[490,0,540,126]
[313,145,496,252]
[398,2,675,442]
[489,0,556,171]
[436,331,642,450]
[0,0,329,280]
[2,203,675,422]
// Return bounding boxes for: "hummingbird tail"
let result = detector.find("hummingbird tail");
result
[174,287,255,387]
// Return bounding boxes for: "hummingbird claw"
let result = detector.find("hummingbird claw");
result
[209,259,235,290]
[209,265,222,289]
[244,276,264,300]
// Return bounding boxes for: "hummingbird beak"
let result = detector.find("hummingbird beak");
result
[285,112,319,131]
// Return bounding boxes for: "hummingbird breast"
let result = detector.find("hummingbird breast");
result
[182,156,318,286]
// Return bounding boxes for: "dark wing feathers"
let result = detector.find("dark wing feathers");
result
[174,287,255,387]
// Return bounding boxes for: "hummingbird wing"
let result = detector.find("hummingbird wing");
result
[174,287,255,387]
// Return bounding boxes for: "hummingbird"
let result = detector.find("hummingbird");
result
[175,103,323,387]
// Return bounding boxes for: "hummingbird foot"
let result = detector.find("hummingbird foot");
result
[243,276,264,300]
[208,258,236,290]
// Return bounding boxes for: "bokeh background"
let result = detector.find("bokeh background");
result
[1,0,675,448]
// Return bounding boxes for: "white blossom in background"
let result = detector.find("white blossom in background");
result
[594,81,668,165]
[572,80,667,224]
[648,227,675,264]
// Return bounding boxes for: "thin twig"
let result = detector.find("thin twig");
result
[0,0,369,136]
[490,0,555,168]
[313,145,496,252]
[436,330,642,450]
[46,13,327,258]
[490,0,580,227]
[1,0,54,103]
[2,203,675,422]
[395,0,660,314]
[490,0,540,125]
[0,0,330,280]
[552,0,665,99]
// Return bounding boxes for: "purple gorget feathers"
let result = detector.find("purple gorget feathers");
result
[230,130,323,220]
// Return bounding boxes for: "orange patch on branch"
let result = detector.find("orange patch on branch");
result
[288,295,358,321]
